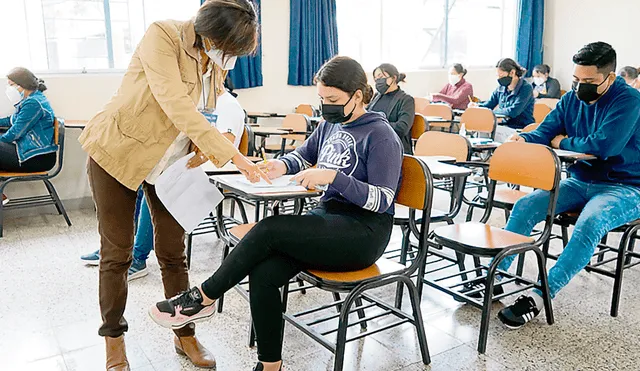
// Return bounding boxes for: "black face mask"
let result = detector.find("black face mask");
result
[572,77,610,103]
[375,78,390,94]
[321,94,356,124]
[498,76,513,87]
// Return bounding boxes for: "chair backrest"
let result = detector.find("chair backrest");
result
[282,113,309,142]
[295,104,316,117]
[50,118,65,177]
[560,89,567,96]
[239,124,250,155]
[414,97,430,115]
[396,155,434,274]
[411,115,426,140]
[414,131,471,162]
[459,107,496,137]
[521,123,540,133]
[486,142,561,244]
[533,103,552,123]
[422,104,453,121]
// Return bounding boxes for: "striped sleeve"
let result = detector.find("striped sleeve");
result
[281,123,322,174]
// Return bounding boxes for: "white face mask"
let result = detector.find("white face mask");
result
[533,77,545,86]
[5,85,22,106]
[448,74,461,86]
[205,47,237,71]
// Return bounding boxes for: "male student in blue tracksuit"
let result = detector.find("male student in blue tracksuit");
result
[485,42,640,329]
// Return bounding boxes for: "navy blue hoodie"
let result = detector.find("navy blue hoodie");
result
[522,77,640,185]
[281,111,403,214]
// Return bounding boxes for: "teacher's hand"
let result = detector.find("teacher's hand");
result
[232,153,271,184]
[186,147,208,169]
[257,160,287,180]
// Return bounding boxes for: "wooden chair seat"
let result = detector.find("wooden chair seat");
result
[229,223,256,241]
[433,222,534,254]
[0,171,47,178]
[477,188,530,206]
[264,144,296,152]
[307,258,404,283]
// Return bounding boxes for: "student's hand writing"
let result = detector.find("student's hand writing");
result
[292,169,337,190]
[257,160,287,180]
[232,153,271,184]
[186,148,208,169]
[467,102,479,108]
[551,135,567,149]
[507,134,525,143]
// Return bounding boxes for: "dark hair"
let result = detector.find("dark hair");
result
[619,66,639,80]
[452,63,467,77]
[316,56,374,105]
[7,67,47,92]
[373,63,406,83]
[533,64,551,75]
[194,0,259,57]
[572,42,617,75]
[496,58,526,77]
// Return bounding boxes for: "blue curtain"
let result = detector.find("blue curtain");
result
[201,0,263,88]
[515,0,544,77]
[288,0,339,86]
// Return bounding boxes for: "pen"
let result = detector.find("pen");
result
[468,95,473,103]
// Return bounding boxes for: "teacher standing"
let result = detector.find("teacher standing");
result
[78,1,266,370]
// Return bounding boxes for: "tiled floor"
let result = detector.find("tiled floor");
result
[2,193,640,370]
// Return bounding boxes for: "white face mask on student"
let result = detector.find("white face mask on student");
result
[5,85,23,106]
[205,47,237,71]
[533,77,546,86]
[448,75,461,86]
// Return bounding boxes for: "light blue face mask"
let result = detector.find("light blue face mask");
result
[5,85,23,106]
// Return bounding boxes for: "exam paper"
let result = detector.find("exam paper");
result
[232,175,307,193]
[155,153,224,233]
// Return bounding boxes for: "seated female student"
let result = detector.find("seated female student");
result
[149,56,403,371]
[367,63,415,154]
[0,67,57,205]
[430,63,474,110]
[471,58,534,142]
[531,64,562,99]
[619,66,640,90]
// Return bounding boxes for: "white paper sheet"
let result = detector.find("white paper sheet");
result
[226,174,308,193]
[155,153,224,233]
[554,149,588,157]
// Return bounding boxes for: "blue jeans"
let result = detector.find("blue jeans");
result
[498,178,640,298]
[133,189,154,262]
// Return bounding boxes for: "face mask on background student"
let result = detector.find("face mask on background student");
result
[5,85,22,106]
[533,77,546,86]
[449,74,461,85]
[375,78,390,94]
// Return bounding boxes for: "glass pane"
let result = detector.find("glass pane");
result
[337,0,382,71]
[447,0,518,67]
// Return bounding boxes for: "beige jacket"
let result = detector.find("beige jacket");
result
[79,19,238,190]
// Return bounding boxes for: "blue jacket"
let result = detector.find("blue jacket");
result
[480,78,535,129]
[0,91,57,163]
[522,77,640,186]
[281,112,403,215]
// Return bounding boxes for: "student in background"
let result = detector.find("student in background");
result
[619,66,640,90]
[149,56,403,371]
[367,63,415,154]
[430,63,474,110]
[495,42,640,329]
[532,64,562,99]
[0,68,57,206]
[471,58,534,141]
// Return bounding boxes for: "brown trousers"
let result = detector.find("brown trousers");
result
[88,158,195,338]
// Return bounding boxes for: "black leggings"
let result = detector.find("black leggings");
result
[0,141,56,172]
[201,200,394,362]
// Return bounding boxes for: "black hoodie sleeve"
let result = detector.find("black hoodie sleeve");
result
[388,95,415,137]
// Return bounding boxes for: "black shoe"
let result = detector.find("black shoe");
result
[454,279,504,302]
[253,362,282,371]
[497,295,540,329]
[149,287,216,329]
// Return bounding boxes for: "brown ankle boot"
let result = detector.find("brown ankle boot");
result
[105,335,130,371]
[174,335,216,369]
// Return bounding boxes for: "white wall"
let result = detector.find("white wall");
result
[2,0,500,208]
[544,0,640,89]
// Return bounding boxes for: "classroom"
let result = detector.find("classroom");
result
[1,0,640,370]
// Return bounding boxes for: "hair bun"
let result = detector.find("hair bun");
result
[37,78,47,92]
[363,85,374,105]
[398,73,407,83]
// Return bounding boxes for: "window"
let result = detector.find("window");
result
[0,0,201,73]
[337,0,517,71]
